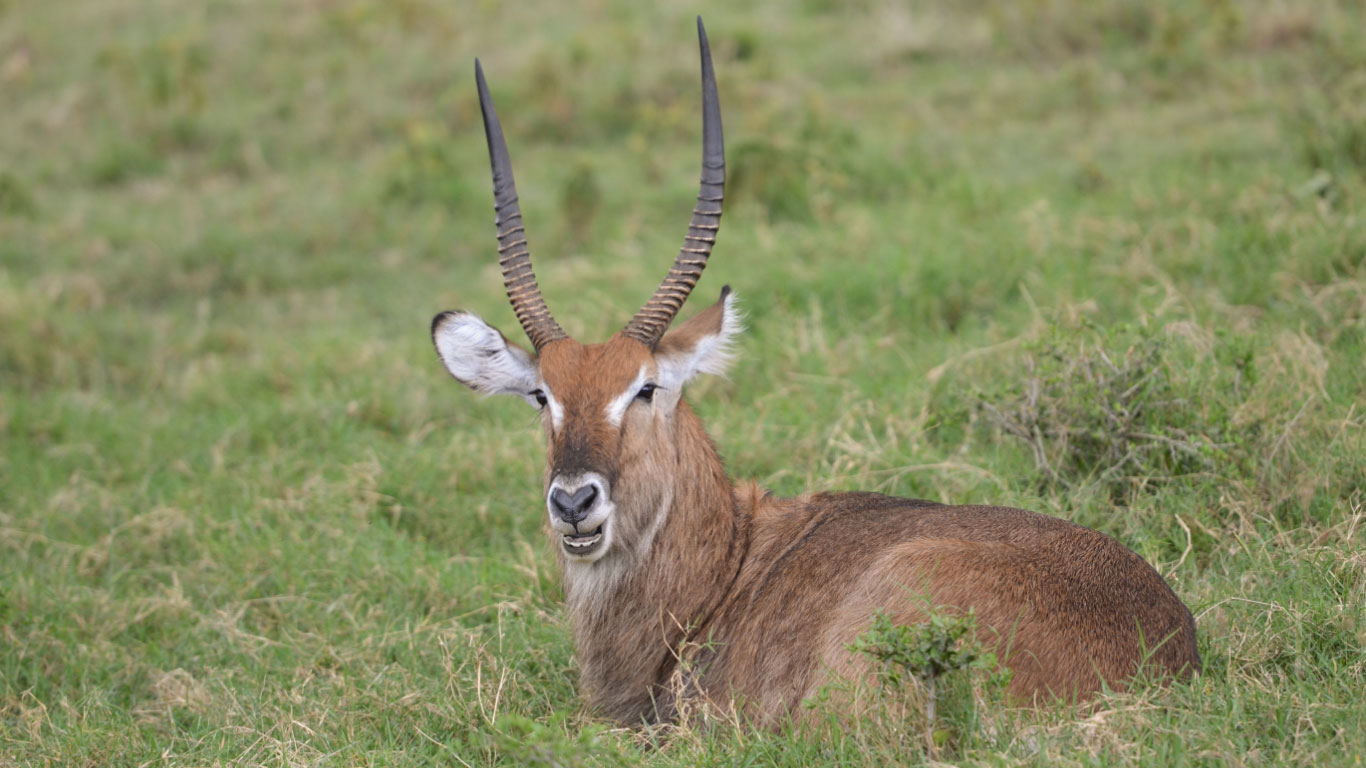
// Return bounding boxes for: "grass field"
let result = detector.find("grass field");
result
[3,0,1365,764]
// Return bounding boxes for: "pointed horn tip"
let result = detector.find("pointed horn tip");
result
[475,59,490,99]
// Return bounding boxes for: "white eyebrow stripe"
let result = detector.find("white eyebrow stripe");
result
[542,382,565,431]
[604,365,650,427]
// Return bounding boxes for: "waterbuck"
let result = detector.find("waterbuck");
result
[432,18,1199,726]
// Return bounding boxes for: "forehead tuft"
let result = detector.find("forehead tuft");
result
[539,335,654,399]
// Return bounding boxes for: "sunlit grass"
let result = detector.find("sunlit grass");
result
[2,0,1364,764]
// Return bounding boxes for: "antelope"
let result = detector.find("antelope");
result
[431,18,1199,726]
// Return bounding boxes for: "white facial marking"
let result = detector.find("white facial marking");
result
[542,382,565,431]
[604,365,650,427]
[546,472,615,561]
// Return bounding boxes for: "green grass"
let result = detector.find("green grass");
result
[3,0,1365,764]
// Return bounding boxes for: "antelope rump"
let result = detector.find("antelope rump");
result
[430,18,1200,726]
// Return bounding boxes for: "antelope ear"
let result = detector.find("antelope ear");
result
[431,311,540,405]
[655,286,742,390]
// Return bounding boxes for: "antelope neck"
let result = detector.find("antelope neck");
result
[566,399,749,724]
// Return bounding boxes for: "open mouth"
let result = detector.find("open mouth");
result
[561,526,605,557]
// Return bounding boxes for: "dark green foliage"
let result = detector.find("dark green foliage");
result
[850,608,1001,691]
[1292,79,1366,176]
[560,162,603,245]
[491,713,632,767]
[977,321,1252,501]
[851,608,1008,759]
[0,170,36,216]
[89,137,166,185]
[383,122,475,210]
[729,138,812,222]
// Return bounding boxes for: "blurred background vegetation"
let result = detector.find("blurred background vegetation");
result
[2,0,1364,765]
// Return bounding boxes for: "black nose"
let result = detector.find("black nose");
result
[550,484,599,524]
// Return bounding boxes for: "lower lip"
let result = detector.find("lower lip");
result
[562,529,604,557]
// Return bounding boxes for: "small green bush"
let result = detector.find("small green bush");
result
[849,607,1010,760]
[977,321,1251,502]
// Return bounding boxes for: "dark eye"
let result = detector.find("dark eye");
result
[635,383,657,403]
[531,389,548,408]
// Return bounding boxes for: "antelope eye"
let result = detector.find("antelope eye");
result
[635,383,657,403]
[531,389,548,408]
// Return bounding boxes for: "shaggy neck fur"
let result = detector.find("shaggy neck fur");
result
[560,399,746,724]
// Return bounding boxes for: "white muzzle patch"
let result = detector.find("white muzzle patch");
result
[547,472,614,562]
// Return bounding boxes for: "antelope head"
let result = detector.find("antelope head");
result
[432,19,738,567]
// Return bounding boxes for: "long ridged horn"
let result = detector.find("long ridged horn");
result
[622,16,725,348]
[476,59,568,352]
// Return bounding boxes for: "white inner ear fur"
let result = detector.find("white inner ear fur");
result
[655,291,743,392]
[432,311,540,406]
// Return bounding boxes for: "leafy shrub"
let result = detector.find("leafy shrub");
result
[491,712,630,767]
[977,321,1251,501]
[849,607,1009,760]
